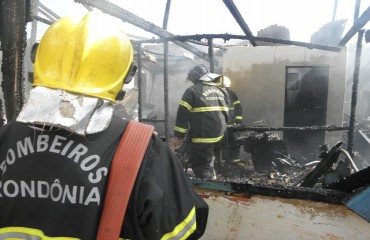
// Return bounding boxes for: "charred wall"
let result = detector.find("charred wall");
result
[0,0,30,121]
[222,46,347,150]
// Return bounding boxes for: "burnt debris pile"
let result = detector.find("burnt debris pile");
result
[172,125,370,191]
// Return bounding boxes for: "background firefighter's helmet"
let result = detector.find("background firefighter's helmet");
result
[33,11,134,102]
[223,76,231,88]
[186,64,209,82]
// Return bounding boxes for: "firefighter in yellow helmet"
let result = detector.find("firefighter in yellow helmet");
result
[0,12,208,239]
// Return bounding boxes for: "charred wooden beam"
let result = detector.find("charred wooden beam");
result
[254,36,342,52]
[162,0,171,141]
[192,180,348,204]
[347,30,364,156]
[0,0,27,121]
[222,0,257,46]
[135,34,342,52]
[75,0,209,61]
[328,166,370,191]
[299,142,343,187]
[338,5,370,46]
[230,124,349,133]
[208,38,215,72]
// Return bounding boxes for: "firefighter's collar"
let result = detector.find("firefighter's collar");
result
[17,86,113,136]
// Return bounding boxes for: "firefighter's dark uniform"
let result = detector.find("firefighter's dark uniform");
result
[174,81,228,178]
[226,88,243,161]
[227,89,243,126]
[0,118,208,240]
[221,88,245,177]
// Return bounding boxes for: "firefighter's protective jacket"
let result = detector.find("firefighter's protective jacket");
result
[227,88,243,125]
[0,117,208,239]
[174,81,229,143]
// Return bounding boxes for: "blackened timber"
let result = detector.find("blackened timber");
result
[246,184,347,204]
[164,41,170,141]
[299,142,343,187]
[208,39,215,72]
[1,0,27,121]
[327,166,370,191]
[141,119,165,123]
[162,0,171,141]
[222,0,257,46]
[137,44,143,122]
[347,30,364,156]
[231,125,349,132]
[254,36,342,52]
[338,5,370,46]
[188,40,225,49]
[192,180,348,204]
[75,0,209,61]
[135,34,342,52]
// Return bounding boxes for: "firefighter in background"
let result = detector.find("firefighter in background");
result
[221,76,245,177]
[0,12,208,240]
[173,64,229,179]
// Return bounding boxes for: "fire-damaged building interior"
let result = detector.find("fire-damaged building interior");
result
[1,0,370,232]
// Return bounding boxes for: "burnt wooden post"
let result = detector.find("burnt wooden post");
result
[347,30,364,157]
[136,43,143,122]
[208,38,215,72]
[0,0,29,121]
[162,0,171,141]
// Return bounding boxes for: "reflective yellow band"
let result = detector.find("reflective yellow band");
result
[202,81,218,86]
[161,207,196,240]
[235,116,243,120]
[233,100,240,105]
[174,126,188,133]
[0,227,79,239]
[192,135,224,143]
[191,106,228,112]
[229,107,234,110]
[179,100,192,111]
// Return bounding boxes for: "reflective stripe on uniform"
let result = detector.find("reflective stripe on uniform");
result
[0,227,79,240]
[161,207,196,240]
[179,100,192,111]
[233,100,241,105]
[191,135,224,143]
[174,126,188,133]
[191,106,228,113]
[235,116,243,120]
[202,81,218,86]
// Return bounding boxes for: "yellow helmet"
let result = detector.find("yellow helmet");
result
[33,11,134,102]
[223,76,231,88]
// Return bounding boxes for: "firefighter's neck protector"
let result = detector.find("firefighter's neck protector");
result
[199,73,222,82]
[33,11,134,102]
[17,86,113,135]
